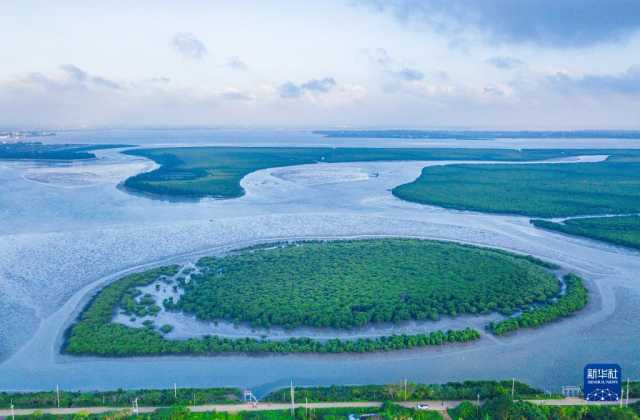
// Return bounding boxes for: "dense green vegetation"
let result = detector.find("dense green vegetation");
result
[64,265,180,353]
[223,403,443,420]
[0,142,130,160]
[175,240,561,329]
[449,396,639,420]
[122,145,640,249]
[63,239,581,356]
[63,245,482,355]
[121,289,161,318]
[388,148,640,249]
[533,216,640,250]
[6,381,640,419]
[0,388,242,409]
[12,403,443,420]
[314,129,640,139]
[488,274,588,335]
[122,146,594,200]
[264,380,551,402]
[393,150,640,218]
[10,399,640,420]
[65,319,479,356]
[63,239,570,356]
[3,380,547,409]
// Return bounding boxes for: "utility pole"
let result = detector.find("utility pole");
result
[290,380,295,418]
[620,390,624,407]
[56,385,60,409]
[476,393,480,414]
[305,397,308,420]
[511,378,515,400]
[174,383,177,399]
[626,378,630,407]
[404,379,407,401]
[10,399,15,420]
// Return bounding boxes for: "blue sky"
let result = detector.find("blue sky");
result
[2,0,640,129]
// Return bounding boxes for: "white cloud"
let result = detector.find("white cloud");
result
[172,33,207,60]
[367,48,430,93]
[225,57,248,70]
[278,77,337,99]
[219,88,255,101]
[486,56,524,70]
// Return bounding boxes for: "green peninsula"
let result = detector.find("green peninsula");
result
[122,147,591,200]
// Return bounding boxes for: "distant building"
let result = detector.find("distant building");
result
[562,385,582,397]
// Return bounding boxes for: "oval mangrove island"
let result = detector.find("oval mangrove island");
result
[63,239,587,356]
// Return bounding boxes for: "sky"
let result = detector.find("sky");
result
[2,0,640,129]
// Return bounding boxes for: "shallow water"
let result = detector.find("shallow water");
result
[0,130,639,395]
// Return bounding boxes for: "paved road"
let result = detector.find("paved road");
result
[1,402,386,417]
[529,397,639,406]
[1,398,637,418]
[1,401,434,417]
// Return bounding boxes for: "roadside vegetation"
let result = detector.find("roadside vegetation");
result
[122,146,593,200]
[0,388,242,409]
[0,142,130,160]
[448,395,639,420]
[488,274,588,335]
[9,398,640,420]
[1,379,547,410]
[11,403,444,420]
[393,150,640,218]
[532,216,640,250]
[6,381,640,419]
[264,380,552,402]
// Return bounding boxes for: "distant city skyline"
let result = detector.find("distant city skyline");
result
[2,0,640,129]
